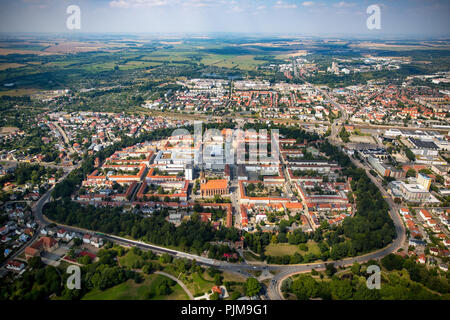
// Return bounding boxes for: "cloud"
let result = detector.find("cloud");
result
[109,0,225,9]
[274,1,297,9]
[109,0,170,8]
[333,1,356,8]
[21,0,54,9]
[182,0,218,8]
[302,1,315,7]
[230,5,244,12]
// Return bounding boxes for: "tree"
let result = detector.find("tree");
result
[353,284,381,300]
[277,232,288,243]
[245,277,261,297]
[325,263,337,277]
[406,168,416,178]
[28,256,43,269]
[156,282,172,296]
[288,229,307,245]
[339,127,350,143]
[381,253,404,271]
[77,255,91,265]
[214,273,223,285]
[351,262,361,275]
[405,148,416,162]
[231,291,241,300]
[210,292,220,300]
[291,275,319,300]
[159,253,173,264]
[330,279,353,300]
[142,263,153,274]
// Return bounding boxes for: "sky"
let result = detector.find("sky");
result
[0,0,448,36]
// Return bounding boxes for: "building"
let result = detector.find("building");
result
[200,179,229,197]
[399,182,430,202]
[389,168,406,179]
[409,138,439,156]
[83,234,92,244]
[237,164,247,181]
[368,156,390,177]
[184,164,193,181]
[419,209,432,221]
[417,173,432,191]
[6,260,25,272]
[25,236,59,259]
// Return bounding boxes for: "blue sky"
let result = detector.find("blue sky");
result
[0,0,449,36]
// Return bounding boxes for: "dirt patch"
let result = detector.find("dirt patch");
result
[0,48,57,56]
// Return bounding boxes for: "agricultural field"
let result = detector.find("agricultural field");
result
[0,63,26,71]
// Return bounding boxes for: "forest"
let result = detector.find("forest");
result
[282,254,449,300]
[44,201,240,259]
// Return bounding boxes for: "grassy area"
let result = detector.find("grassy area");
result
[303,240,321,256]
[0,63,26,71]
[200,54,264,71]
[0,88,40,97]
[222,271,246,283]
[265,240,321,257]
[243,250,261,262]
[118,250,145,269]
[183,271,215,297]
[265,243,302,257]
[82,274,188,300]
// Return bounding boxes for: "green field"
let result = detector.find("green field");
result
[82,274,188,300]
[118,250,145,268]
[243,250,262,262]
[182,271,216,297]
[303,240,321,256]
[265,240,321,257]
[200,54,264,70]
[265,243,302,256]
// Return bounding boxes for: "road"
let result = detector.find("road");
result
[52,122,76,155]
